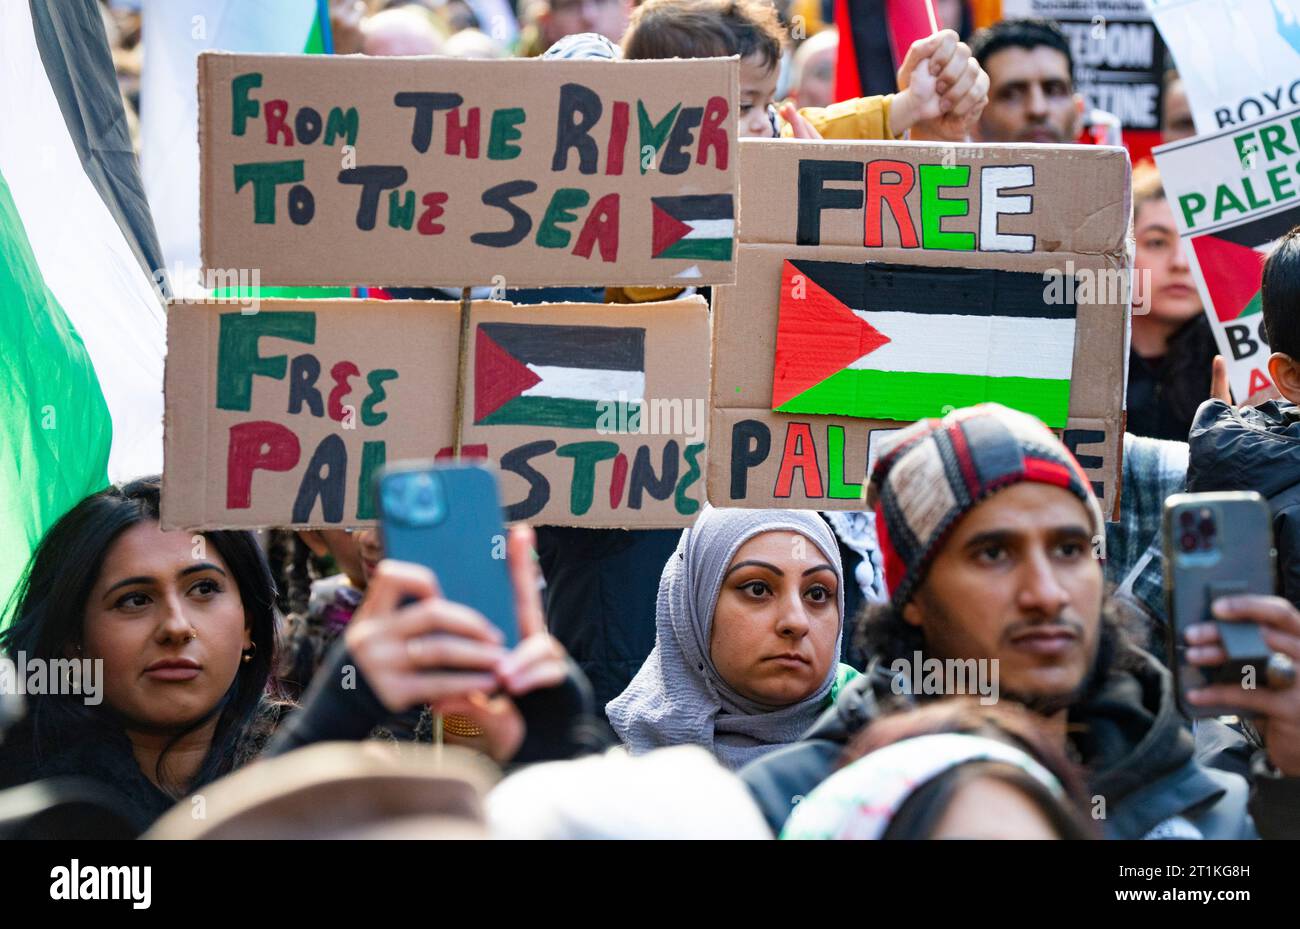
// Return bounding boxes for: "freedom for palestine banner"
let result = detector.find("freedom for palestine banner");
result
[709,139,1131,519]
[1154,105,1300,400]
[0,0,166,620]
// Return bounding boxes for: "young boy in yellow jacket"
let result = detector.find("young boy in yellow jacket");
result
[622,0,988,143]
[608,0,988,300]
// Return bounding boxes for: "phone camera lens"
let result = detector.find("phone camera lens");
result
[1180,532,1199,553]
[1199,518,1216,538]
[1179,511,1196,528]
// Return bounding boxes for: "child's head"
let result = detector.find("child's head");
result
[1262,227,1300,401]
[622,0,786,138]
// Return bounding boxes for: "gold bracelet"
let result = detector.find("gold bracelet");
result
[441,713,485,738]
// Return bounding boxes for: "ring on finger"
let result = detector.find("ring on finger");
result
[1267,652,1297,689]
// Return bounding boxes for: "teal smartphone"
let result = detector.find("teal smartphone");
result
[376,461,518,648]
[1163,491,1275,718]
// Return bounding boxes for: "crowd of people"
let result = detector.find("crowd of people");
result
[2,0,1299,842]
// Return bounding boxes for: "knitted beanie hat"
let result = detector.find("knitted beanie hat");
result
[865,403,1104,608]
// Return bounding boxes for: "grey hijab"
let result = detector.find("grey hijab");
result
[606,506,845,771]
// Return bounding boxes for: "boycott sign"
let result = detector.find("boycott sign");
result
[1153,106,1300,399]
[162,297,708,530]
[1005,0,1166,133]
[198,53,738,288]
[460,297,710,528]
[708,140,1131,519]
[1148,0,1300,132]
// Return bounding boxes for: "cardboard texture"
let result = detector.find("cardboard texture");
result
[461,297,711,528]
[198,53,739,288]
[163,296,709,530]
[1153,108,1298,401]
[708,140,1131,520]
[163,299,459,530]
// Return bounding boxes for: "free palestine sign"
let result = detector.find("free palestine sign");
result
[709,139,1131,519]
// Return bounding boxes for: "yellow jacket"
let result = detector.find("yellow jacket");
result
[781,94,901,141]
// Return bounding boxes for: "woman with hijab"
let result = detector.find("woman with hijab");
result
[606,506,858,770]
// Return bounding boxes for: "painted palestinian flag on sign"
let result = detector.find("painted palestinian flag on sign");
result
[651,194,734,261]
[1190,205,1300,323]
[474,322,645,429]
[772,259,1078,427]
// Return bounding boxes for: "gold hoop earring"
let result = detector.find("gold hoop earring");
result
[242,641,258,664]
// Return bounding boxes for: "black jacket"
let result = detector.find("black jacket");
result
[1125,314,1218,443]
[0,645,597,837]
[741,649,1272,839]
[0,698,284,836]
[267,636,600,765]
[1187,399,1300,609]
[536,527,683,721]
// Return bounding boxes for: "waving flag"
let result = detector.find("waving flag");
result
[141,0,327,275]
[772,259,1077,427]
[474,322,645,429]
[0,0,166,617]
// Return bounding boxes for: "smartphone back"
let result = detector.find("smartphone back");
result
[1163,491,1275,717]
[377,462,518,648]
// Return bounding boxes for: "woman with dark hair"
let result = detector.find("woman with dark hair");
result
[0,477,285,831]
[0,478,593,834]
[781,700,1096,839]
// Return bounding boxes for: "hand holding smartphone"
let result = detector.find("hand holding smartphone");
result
[377,462,519,648]
[1163,492,1276,718]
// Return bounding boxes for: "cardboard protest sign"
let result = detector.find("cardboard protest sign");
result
[162,299,459,530]
[709,140,1131,520]
[461,297,711,528]
[1153,106,1300,400]
[1147,0,1300,133]
[163,296,709,530]
[198,53,738,288]
[1006,0,1166,144]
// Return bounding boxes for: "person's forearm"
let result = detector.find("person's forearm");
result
[266,637,390,757]
[509,659,600,764]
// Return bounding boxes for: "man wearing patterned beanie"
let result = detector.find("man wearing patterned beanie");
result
[741,404,1300,840]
